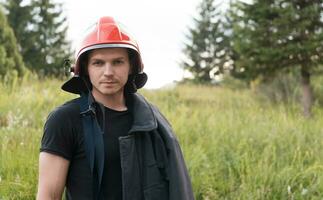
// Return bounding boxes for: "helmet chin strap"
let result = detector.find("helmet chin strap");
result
[80,76,97,104]
[81,76,92,92]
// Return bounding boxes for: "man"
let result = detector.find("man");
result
[37,16,194,200]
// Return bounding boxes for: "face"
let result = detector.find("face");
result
[87,48,131,100]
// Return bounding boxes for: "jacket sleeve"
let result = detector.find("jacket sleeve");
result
[151,105,195,200]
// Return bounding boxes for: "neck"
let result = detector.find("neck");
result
[91,91,127,111]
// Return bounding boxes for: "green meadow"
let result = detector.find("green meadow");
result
[1,77,323,199]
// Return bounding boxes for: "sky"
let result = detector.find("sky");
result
[61,0,227,89]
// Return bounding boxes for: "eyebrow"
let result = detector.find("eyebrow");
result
[89,56,127,61]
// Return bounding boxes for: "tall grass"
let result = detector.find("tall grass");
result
[1,78,323,199]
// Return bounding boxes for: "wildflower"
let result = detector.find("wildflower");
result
[287,185,292,194]
[301,188,308,195]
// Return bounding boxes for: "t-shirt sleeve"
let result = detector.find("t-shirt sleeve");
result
[40,105,77,160]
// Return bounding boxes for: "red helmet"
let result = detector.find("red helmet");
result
[62,16,147,94]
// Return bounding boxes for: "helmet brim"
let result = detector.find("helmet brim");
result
[135,72,148,89]
[61,76,89,94]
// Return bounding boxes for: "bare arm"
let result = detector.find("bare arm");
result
[36,152,70,200]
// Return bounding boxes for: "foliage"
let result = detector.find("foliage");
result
[0,6,26,78]
[228,0,323,116]
[252,72,301,105]
[181,0,230,83]
[3,0,34,65]
[1,79,323,199]
[229,0,323,81]
[3,0,71,77]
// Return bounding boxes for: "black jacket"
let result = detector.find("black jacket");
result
[120,93,194,200]
[81,93,194,200]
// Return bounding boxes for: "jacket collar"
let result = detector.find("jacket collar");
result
[81,92,157,133]
[128,93,158,133]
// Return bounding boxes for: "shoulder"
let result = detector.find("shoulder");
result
[45,98,81,128]
[47,98,80,121]
[134,93,176,137]
[41,98,82,160]
[132,93,170,125]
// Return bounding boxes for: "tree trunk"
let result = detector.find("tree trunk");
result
[300,65,313,118]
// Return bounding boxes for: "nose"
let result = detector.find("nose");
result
[103,63,114,76]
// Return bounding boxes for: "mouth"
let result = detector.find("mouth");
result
[101,81,115,83]
[100,81,117,86]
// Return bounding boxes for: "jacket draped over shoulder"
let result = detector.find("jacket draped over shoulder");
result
[118,93,195,200]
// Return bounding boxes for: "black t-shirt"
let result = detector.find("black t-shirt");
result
[102,106,132,199]
[40,98,132,200]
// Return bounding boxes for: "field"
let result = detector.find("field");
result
[1,77,323,199]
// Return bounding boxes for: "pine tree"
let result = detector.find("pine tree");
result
[230,0,323,117]
[4,0,71,76]
[30,0,70,76]
[0,7,25,77]
[182,0,230,83]
[3,0,34,65]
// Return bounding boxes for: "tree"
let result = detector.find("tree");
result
[4,0,71,76]
[0,6,25,77]
[229,0,323,117]
[32,0,71,76]
[3,0,34,62]
[181,0,230,83]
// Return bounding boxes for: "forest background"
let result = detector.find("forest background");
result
[1,0,323,199]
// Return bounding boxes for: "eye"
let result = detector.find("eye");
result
[91,60,104,66]
[113,59,124,65]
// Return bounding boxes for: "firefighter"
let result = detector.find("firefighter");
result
[37,16,194,200]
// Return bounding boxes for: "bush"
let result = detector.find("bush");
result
[252,73,301,105]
